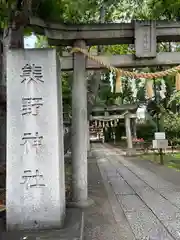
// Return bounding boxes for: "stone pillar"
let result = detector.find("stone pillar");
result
[7,49,65,230]
[71,40,91,207]
[87,121,90,153]
[0,97,6,165]
[125,116,133,149]
[0,39,6,165]
[132,118,137,138]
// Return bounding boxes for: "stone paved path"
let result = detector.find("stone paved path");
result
[91,143,180,240]
[84,156,129,240]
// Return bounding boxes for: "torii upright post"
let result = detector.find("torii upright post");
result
[125,114,133,155]
[87,121,91,156]
[71,40,90,207]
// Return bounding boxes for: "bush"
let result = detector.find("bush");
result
[164,113,180,145]
[137,123,156,141]
[115,124,125,141]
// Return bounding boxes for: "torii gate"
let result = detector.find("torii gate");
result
[28,18,180,207]
[90,104,138,149]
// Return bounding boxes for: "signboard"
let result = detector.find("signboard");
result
[153,139,168,149]
[155,132,166,140]
[134,21,156,58]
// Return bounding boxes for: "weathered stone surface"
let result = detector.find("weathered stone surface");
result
[0,116,6,165]
[1,208,84,240]
[106,169,118,178]
[108,178,135,195]
[135,21,156,58]
[125,116,133,149]
[96,156,173,239]
[30,17,180,46]
[6,49,65,230]
[117,195,147,212]
[113,155,180,240]
[138,190,180,222]
[117,155,180,209]
[126,210,173,240]
[165,219,180,240]
[163,192,180,209]
[93,144,179,240]
[71,40,88,205]
[85,160,136,240]
[61,52,180,71]
[98,161,135,240]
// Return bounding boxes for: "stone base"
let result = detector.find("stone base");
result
[1,208,84,240]
[125,148,136,156]
[67,198,94,208]
[87,151,92,157]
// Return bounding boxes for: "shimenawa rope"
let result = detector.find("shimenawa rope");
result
[71,47,180,79]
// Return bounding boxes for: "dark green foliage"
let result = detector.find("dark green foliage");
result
[62,72,72,110]
[121,77,134,104]
[147,0,180,20]
[98,70,114,106]
[146,100,161,117]
[115,124,125,141]
[34,0,63,20]
[137,123,156,141]
[136,86,146,103]
[164,113,180,143]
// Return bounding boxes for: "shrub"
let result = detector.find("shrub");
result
[136,123,156,141]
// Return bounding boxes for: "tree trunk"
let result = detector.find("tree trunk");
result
[0,2,28,165]
[2,25,24,85]
[87,5,105,117]
[87,71,101,116]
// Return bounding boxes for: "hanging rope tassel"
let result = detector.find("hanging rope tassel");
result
[176,72,180,91]
[115,71,122,93]
[146,80,154,99]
